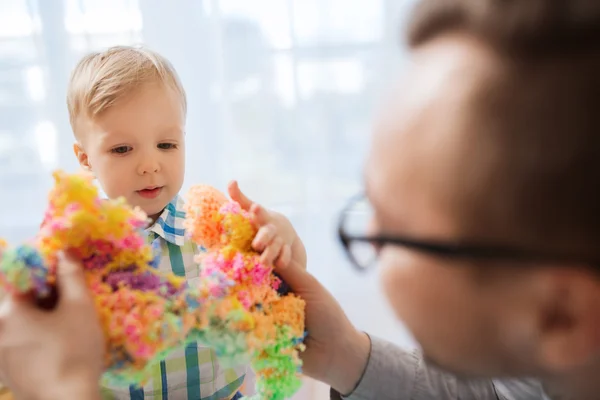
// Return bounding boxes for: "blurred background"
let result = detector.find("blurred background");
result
[0,0,416,397]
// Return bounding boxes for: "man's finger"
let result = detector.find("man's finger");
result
[0,297,39,347]
[55,253,89,304]
[273,256,320,296]
[227,181,253,211]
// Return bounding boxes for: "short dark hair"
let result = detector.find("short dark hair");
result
[407,0,600,56]
[406,0,600,260]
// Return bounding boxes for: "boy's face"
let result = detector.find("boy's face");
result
[74,83,185,220]
[366,34,600,378]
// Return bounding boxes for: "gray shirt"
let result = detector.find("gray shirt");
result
[331,336,550,400]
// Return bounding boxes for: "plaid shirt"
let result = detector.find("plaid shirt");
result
[101,195,247,400]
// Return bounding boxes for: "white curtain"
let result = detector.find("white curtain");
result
[0,1,415,396]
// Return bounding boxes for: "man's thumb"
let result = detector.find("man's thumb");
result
[274,260,320,296]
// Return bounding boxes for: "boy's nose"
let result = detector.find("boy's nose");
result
[137,158,160,175]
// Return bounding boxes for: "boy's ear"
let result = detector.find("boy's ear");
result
[73,143,91,171]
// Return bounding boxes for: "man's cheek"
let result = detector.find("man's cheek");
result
[379,252,418,315]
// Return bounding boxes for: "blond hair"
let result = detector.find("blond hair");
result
[67,45,186,134]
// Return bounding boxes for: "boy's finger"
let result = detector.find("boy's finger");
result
[260,238,284,266]
[250,204,270,227]
[274,244,292,269]
[252,225,277,251]
[227,181,253,211]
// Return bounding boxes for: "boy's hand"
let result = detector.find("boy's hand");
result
[228,181,307,270]
[229,182,369,394]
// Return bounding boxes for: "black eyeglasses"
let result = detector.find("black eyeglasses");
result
[337,193,595,271]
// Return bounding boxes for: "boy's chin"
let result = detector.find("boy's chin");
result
[138,202,169,221]
[146,208,167,221]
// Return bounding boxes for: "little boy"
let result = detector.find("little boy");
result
[66,45,307,400]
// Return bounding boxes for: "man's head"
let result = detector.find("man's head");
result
[68,46,187,219]
[366,0,600,381]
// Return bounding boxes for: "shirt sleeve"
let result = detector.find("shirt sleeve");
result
[330,336,525,400]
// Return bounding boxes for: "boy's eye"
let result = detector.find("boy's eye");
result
[111,146,132,154]
[158,143,177,150]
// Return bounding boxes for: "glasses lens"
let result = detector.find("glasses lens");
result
[348,239,378,269]
[341,196,378,269]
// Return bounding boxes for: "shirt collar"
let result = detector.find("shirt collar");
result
[147,195,187,246]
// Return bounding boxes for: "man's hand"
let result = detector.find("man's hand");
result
[0,253,104,400]
[274,254,371,394]
[228,181,307,270]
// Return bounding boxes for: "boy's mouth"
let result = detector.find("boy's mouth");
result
[137,186,163,199]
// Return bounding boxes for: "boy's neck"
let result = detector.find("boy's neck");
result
[148,213,161,225]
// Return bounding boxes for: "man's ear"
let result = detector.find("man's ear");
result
[536,267,600,373]
[73,142,91,171]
